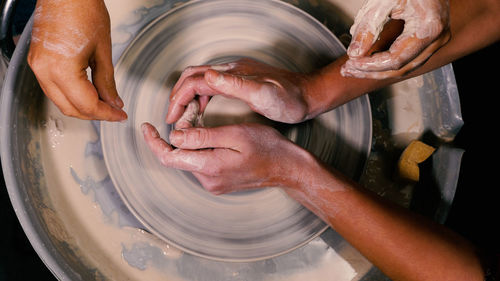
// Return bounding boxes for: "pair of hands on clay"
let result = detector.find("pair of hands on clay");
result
[141,58,316,193]
[141,120,314,195]
[27,0,450,122]
[142,58,325,195]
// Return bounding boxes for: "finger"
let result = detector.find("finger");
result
[166,75,214,124]
[347,3,394,58]
[142,123,216,172]
[348,28,377,58]
[347,17,450,73]
[167,63,241,123]
[340,19,403,78]
[91,40,124,109]
[169,126,243,151]
[171,62,240,93]
[368,19,406,55]
[141,122,173,155]
[342,33,450,79]
[204,69,263,104]
[160,149,218,173]
[341,63,386,79]
[346,33,432,72]
[55,72,128,121]
[342,58,414,79]
[171,65,212,95]
[167,61,255,124]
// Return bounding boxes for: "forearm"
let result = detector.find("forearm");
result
[304,0,500,118]
[284,156,483,281]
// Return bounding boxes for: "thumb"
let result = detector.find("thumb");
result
[54,68,127,121]
[169,126,242,150]
[348,26,377,58]
[204,69,261,104]
[91,42,124,109]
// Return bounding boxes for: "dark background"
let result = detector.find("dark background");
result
[0,1,499,280]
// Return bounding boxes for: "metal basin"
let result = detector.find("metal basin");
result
[1,0,463,279]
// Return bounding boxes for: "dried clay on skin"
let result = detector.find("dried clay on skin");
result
[31,3,91,58]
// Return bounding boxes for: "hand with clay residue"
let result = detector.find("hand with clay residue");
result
[166,58,312,124]
[141,122,312,195]
[28,0,127,121]
[342,0,451,79]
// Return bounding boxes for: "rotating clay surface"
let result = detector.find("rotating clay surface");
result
[101,0,372,262]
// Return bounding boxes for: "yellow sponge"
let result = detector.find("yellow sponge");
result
[397,140,435,182]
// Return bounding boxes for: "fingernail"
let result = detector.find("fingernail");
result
[140,123,158,139]
[115,96,124,108]
[141,123,149,134]
[141,123,152,137]
[169,129,185,146]
[119,111,128,122]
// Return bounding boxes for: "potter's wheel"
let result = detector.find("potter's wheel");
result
[101,0,372,262]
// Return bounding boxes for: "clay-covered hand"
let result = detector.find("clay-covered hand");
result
[28,0,127,121]
[342,0,451,79]
[166,58,312,125]
[141,122,313,195]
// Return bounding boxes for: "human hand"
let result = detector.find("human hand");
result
[28,0,127,121]
[166,58,312,125]
[141,122,313,195]
[341,0,451,79]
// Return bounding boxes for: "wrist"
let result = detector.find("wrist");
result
[303,55,397,119]
[276,143,325,192]
[301,57,351,120]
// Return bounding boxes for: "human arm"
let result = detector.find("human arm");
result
[27,0,127,121]
[141,122,485,281]
[166,0,500,124]
[285,159,483,281]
